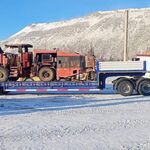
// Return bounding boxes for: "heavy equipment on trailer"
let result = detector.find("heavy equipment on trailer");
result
[0,44,96,82]
[0,58,150,96]
[0,44,150,96]
[32,48,95,81]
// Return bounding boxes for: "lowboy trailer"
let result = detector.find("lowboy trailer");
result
[0,60,150,96]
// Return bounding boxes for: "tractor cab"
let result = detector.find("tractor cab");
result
[5,44,33,68]
[32,49,57,81]
[4,44,33,80]
[33,49,57,66]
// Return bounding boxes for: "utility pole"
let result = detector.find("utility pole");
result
[124,10,129,61]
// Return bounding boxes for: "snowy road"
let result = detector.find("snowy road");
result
[0,94,150,150]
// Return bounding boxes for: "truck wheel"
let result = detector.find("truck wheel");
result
[138,79,150,96]
[117,80,134,96]
[0,67,8,82]
[39,67,55,82]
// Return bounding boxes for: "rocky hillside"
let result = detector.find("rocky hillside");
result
[1,8,150,60]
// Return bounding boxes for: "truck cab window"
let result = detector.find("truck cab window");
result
[42,54,52,62]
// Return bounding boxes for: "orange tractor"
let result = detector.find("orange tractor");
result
[0,44,96,82]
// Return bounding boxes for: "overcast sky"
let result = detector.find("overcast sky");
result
[0,0,150,40]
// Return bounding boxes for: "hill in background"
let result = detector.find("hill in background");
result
[1,8,150,60]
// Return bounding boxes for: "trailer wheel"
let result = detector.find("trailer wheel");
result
[0,67,8,82]
[138,79,150,96]
[117,80,134,96]
[113,77,127,91]
[39,67,55,82]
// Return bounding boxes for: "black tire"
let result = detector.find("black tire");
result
[0,67,9,82]
[117,80,134,96]
[39,67,55,82]
[138,79,150,96]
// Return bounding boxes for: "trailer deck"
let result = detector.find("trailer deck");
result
[0,61,149,96]
[0,81,104,94]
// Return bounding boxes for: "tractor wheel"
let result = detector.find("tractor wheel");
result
[0,67,9,82]
[39,67,55,82]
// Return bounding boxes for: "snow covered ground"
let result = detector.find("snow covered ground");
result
[0,93,150,150]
